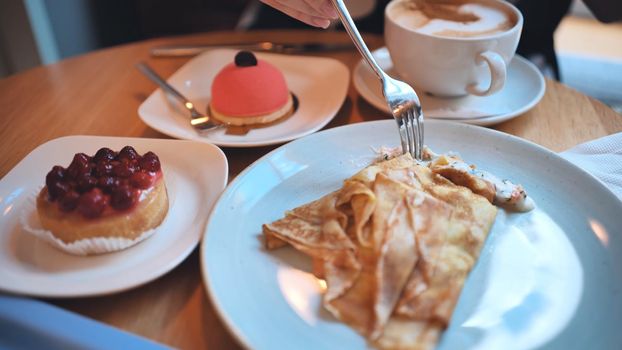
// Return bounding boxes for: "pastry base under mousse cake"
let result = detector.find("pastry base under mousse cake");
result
[209,94,294,126]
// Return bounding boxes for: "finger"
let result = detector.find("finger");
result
[261,0,332,28]
[303,0,338,19]
[273,0,326,19]
[261,0,323,18]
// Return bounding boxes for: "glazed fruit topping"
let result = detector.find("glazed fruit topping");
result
[130,171,153,189]
[94,160,114,177]
[234,51,258,67]
[118,146,139,162]
[78,188,108,218]
[112,160,137,178]
[67,153,91,179]
[111,185,138,211]
[58,190,80,212]
[76,173,98,193]
[93,147,116,163]
[98,176,118,193]
[48,181,70,200]
[44,146,162,218]
[45,166,66,189]
[139,152,161,172]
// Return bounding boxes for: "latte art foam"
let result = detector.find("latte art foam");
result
[393,1,515,38]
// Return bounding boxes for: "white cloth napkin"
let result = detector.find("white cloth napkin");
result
[560,132,622,200]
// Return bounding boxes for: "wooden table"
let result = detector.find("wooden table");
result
[0,30,620,349]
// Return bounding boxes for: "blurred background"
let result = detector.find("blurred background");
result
[0,0,620,112]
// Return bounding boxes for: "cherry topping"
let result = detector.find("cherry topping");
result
[93,147,116,163]
[95,160,114,177]
[78,188,107,218]
[110,185,138,210]
[112,160,137,178]
[130,171,153,189]
[234,51,257,67]
[98,176,118,193]
[58,190,80,212]
[87,163,96,177]
[139,152,161,172]
[48,181,70,200]
[117,146,139,162]
[76,173,98,193]
[45,166,66,189]
[46,147,162,213]
[67,153,91,179]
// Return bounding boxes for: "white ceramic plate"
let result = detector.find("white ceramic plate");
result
[202,120,622,350]
[139,49,350,147]
[353,48,546,126]
[0,136,228,298]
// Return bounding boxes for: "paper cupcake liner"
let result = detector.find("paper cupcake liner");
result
[20,189,157,256]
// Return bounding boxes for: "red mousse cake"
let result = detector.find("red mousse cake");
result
[36,146,169,253]
[210,51,293,126]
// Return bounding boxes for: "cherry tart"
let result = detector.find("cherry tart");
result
[36,146,169,246]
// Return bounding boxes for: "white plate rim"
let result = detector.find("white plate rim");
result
[353,48,546,126]
[200,119,622,349]
[0,135,228,298]
[138,49,351,148]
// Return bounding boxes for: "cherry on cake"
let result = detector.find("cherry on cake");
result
[209,51,293,126]
[36,146,169,253]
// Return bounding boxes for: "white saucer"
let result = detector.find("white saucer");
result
[139,49,350,148]
[353,47,546,126]
[0,136,228,297]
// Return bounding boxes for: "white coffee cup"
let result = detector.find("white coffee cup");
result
[384,0,523,97]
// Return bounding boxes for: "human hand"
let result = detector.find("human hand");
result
[259,0,339,28]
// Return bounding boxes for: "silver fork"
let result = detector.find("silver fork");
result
[331,0,424,159]
[136,62,225,132]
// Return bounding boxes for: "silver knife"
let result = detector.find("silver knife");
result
[150,42,355,57]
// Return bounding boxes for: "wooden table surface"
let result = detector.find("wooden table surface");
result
[0,30,621,349]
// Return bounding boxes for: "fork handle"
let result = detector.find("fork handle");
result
[331,0,386,82]
[136,62,193,108]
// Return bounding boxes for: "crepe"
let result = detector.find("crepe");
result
[262,154,497,349]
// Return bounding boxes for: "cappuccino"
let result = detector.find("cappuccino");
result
[390,0,516,38]
[384,0,523,96]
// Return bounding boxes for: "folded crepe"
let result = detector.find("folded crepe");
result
[263,154,497,349]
